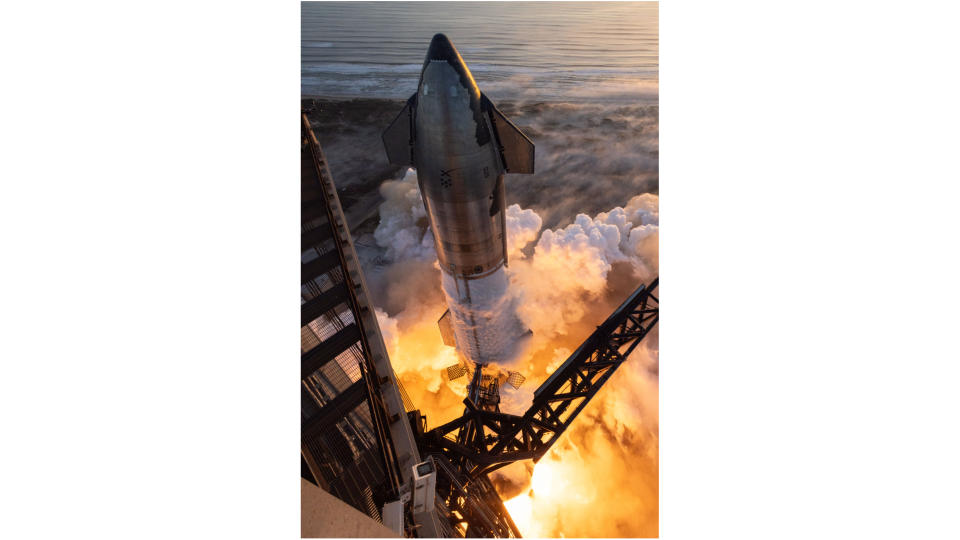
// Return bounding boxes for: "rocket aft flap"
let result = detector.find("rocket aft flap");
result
[382,33,534,366]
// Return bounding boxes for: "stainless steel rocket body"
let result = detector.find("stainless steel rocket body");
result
[413,37,509,279]
[383,34,534,281]
[383,34,535,365]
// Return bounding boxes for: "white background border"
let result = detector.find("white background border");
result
[2,1,958,538]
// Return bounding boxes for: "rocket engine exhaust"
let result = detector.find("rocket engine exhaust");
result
[382,33,535,371]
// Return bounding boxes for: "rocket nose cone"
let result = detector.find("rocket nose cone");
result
[426,33,457,63]
[422,33,479,97]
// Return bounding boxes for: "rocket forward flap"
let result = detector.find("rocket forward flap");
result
[382,94,416,166]
[483,94,535,174]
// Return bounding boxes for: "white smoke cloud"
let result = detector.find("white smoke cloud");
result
[373,168,435,263]
[504,204,542,261]
[375,306,400,353]
[505,193,659,341]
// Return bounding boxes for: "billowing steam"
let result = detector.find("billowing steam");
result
[369,168,659,537]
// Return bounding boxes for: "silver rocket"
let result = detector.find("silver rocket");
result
[382,34,535,366]
[383,33,534,278]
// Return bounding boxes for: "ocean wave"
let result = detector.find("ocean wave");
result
[302,61,657,78]
[301,78,658,105]
[302,63,422,75]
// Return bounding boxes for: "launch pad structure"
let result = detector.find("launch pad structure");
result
[301,109,659,538]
